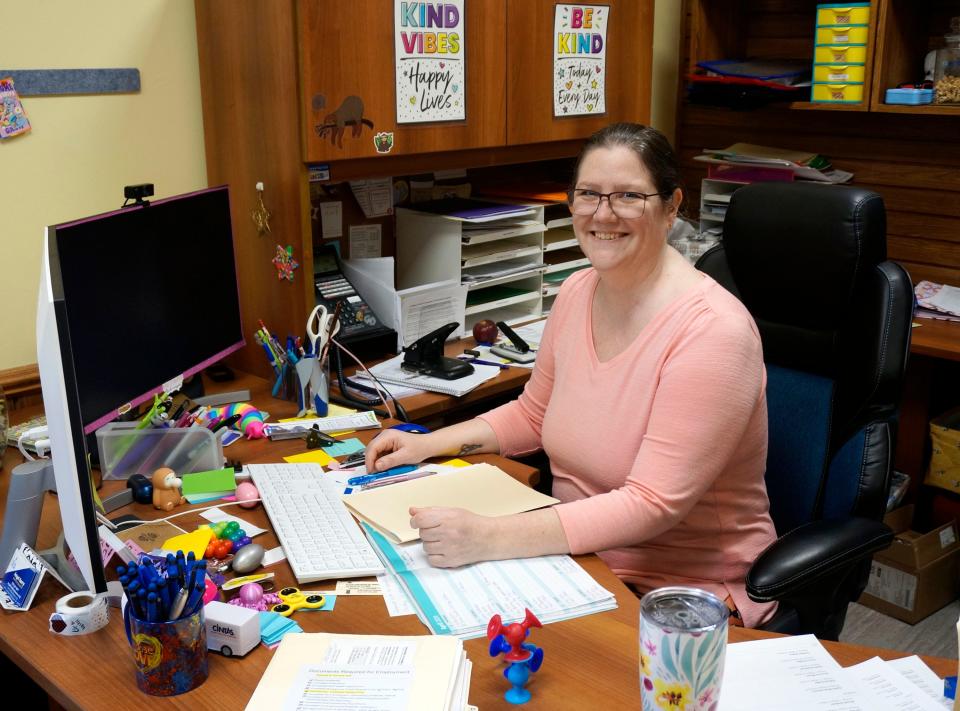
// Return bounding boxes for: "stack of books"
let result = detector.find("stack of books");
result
[695,142,854,184]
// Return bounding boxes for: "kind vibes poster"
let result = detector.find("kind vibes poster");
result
[554,4,609,117]
[395,1,466,124]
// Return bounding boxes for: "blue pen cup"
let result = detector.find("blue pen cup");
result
[124,604,208,696]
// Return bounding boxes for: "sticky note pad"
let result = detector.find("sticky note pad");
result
[284,449,334,466]
[321,438,365,457]
[161,527,214,559]
[439,458,472,467]
[181,467,237,496]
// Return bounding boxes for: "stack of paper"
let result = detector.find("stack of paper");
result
[365,526,618,639]
[342,463,559,544]
[695,143,854,184]
[718,634,950,710]
[916,280,960,322]
[246,633,472,711]
[363,354,502,397]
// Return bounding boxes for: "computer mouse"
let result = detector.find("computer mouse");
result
[389,423,430,434]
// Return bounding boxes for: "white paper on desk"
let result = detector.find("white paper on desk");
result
[888,656,953,709]
[247,633,464,711]
[200,509,268,538]
[719,634,871,710]
[366,527,617,639]
[366,354,501,397]
[378,573,417,617]
[842,657,946,711]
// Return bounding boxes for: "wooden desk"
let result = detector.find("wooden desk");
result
[0,377,954,709]
[911,318,960,363]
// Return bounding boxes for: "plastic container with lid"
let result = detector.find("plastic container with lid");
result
[934,17,960,104]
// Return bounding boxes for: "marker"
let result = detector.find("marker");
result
[361,469,438,490]
[348,464,418,487]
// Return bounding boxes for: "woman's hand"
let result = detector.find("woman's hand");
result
[410,506,494,568]
[364,429,436,472]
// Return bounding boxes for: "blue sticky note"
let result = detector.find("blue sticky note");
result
[318,594,336,611]
[945,675,957,700]
[321,438,365,457]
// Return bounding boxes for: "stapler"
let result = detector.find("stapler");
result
[401,323,475,380]
[490,321,537,363]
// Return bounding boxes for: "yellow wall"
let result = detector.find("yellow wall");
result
[0,1,207,370]
[0,1,681,373]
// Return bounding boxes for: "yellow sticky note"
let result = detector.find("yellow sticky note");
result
[278,403,357,423]
[439,458,473,468]
[284,449,334,466]
[162,527,215,559]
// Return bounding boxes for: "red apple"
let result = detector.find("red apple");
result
[472,319,499,344]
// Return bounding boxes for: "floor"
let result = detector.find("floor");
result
[841,599,959,659]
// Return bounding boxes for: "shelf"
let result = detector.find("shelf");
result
[872,103,960,115]
[544,257,590,274]
[461,243,541,268]
[464,288,540,316]
[464,268,544,291]
[790,101,870,112]
[699,214,725,223]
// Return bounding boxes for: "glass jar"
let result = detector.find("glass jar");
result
[934,18,960,104]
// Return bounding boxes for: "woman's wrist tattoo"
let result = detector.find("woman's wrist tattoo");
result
[456,443,482,456]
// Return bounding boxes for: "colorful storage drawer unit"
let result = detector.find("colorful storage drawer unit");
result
[816,4,871,27]
[812,64,866,83]
[815,24,870,46]
[814,44,869,64]
[811,83,865,102]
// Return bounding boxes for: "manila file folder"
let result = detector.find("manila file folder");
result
[342,463,559,544]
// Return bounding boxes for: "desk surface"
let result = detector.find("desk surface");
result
[911,318,960,362]
[0,376,955,710]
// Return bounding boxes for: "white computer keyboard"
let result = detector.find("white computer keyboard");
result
[247,462,384,583]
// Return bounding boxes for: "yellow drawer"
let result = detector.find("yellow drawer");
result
[811,82,865,102]
[816,5,871,27]
[814,44,869,63]
[815,25,870,45]
[812,64,866,83]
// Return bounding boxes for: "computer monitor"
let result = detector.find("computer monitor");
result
[35,186,244,592]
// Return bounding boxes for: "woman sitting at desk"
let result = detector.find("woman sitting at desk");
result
[365,123,778,628]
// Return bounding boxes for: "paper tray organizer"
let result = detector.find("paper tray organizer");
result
[96,422,223,480]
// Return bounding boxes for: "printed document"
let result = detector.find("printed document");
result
[367,525,617,638]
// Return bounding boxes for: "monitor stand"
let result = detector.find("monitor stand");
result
[0,459,88,592]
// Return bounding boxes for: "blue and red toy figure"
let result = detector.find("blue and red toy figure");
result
[487,608,544,705]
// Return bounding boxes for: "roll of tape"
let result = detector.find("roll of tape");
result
[49,591,110,636]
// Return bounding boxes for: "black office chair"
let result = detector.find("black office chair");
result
[696,182,914,640]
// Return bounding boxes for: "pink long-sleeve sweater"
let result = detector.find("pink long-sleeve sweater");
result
[479,268,778,628]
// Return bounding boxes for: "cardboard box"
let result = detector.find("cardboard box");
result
[858,505,960,624]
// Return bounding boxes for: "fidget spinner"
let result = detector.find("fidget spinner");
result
[271,587,326,617]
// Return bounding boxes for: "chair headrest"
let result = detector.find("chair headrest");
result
[723,182,886,331]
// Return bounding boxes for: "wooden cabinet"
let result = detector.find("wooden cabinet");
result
[299,0,507,161]
[196,0,654,375]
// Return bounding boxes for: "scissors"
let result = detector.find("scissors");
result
[271,586,326,617]
[305,304,341,358]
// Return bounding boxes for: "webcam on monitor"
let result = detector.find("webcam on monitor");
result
[123,183,154,207]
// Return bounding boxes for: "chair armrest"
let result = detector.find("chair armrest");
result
[746,518,893,602]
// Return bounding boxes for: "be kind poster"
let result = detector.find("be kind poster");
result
[554,4,609,117]
[395,0,466,124]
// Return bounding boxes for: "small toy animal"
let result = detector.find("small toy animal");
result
[151,467,185,511]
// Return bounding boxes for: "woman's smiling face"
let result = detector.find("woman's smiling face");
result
[571,145,676,277]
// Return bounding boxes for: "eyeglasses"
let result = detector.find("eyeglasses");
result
[567,189,662,218]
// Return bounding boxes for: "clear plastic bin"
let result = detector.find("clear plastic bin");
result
[96,422,223,480]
